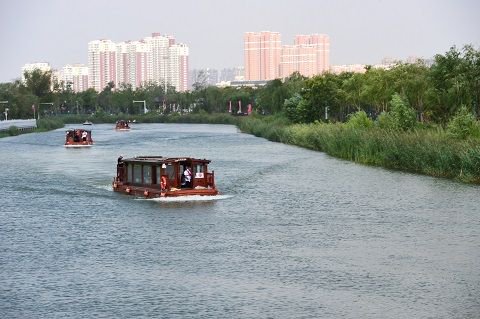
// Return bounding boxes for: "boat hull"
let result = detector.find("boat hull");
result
[112,183,218,198]
[64,143,93,148]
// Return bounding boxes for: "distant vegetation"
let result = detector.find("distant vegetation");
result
[1,45,480,183]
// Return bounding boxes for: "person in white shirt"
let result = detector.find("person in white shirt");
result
[183,166,192,188]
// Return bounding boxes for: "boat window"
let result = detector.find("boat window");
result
[133,164,142,184]
[165,164,175,181]
[143,165,151,184]
[126,163,133,183]
[156,166,161,184]
[195,164,204,178]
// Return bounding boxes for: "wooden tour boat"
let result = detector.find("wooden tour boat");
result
[113,156,219,198]
[115,120,130,130]
[65,129,93,147]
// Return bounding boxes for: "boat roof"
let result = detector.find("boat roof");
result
[120,156,211,164]
[66,128,91,132]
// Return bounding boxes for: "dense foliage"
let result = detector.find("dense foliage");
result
[1,45,478,129]
[1,45,480,183]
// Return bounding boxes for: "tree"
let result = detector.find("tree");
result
[390,62,431,122]
[97,82,115,113]
[255,79,288,114]
[23,69,52,99]
[298,74,340,123]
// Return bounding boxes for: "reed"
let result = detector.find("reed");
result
[239,116,480,184]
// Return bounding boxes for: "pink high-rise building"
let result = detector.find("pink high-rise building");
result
[88,39,117,92]
[279,34,330,78]
[244,31,281,81]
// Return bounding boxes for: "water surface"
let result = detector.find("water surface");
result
[1,123,479,318]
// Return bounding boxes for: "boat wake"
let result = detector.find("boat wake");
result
[147,194,232,202]
[96,184,113,192]
[94,184,231,202]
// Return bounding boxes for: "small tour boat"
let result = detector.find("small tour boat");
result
[115,120,130,130]
[113,156,219,198]
[64,129,94,147]
[83,120,93,125]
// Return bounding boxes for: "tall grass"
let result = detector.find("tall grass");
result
[239,116,480,184]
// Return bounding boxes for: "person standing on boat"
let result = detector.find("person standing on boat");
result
[81,130,88,141]
[183,166,192,188]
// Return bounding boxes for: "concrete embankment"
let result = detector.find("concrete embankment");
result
[0,119,37,131]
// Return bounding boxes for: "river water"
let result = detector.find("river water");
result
[0,123,479,318]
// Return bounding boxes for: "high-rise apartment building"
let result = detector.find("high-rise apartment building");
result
[143,33,174,86]
[279,34,330,78]
[244,31,281,81]
[21,62,51,81]
[62,64,89,92]
[88,34,189,92]
[168,44,189,92]
[88,39,117,92]
[245,32,330,80]
[116,41,148,90]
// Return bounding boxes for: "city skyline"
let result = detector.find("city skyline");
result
[1,0,479,83]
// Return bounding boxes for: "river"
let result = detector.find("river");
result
[0,123,479,318]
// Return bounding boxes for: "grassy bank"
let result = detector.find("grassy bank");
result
[237,115,480,184]
[0,118,65,138]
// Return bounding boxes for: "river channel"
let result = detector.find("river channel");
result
[1,123,479,318]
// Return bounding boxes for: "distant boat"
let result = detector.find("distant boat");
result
[83,120,93,125]
[115,120,130,130]
[64,129,93,148]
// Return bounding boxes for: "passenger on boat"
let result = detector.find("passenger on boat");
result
[74,130,80,142]
[182,166,192,188]
[82,131,88,141]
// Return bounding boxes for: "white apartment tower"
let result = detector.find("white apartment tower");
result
[88,33,189,92]
[62,64,89,92]
[144,33,173,86]
[169,44,189,92]
[116,41,149,90]
[88,39,117,92]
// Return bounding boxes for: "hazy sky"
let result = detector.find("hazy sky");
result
[0,0,479,83]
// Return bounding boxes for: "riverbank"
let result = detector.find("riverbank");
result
[237,115,480,184]
[0,118,64,138]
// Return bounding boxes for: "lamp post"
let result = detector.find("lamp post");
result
[38,102,54,120]
[133,100,147,114]
[0,101,8,121]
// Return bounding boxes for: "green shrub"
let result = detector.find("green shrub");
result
[346,111,374,129]
[377,94,417,131]
[446,105,480,139]
[7,126,19,136]
[376,111,396,130]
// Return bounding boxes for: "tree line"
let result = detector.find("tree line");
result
[1,45,478,126]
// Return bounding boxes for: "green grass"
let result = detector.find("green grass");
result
[239,116,480,184]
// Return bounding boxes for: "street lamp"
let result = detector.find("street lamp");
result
[38,102,54,120]
[133,100,147,114]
